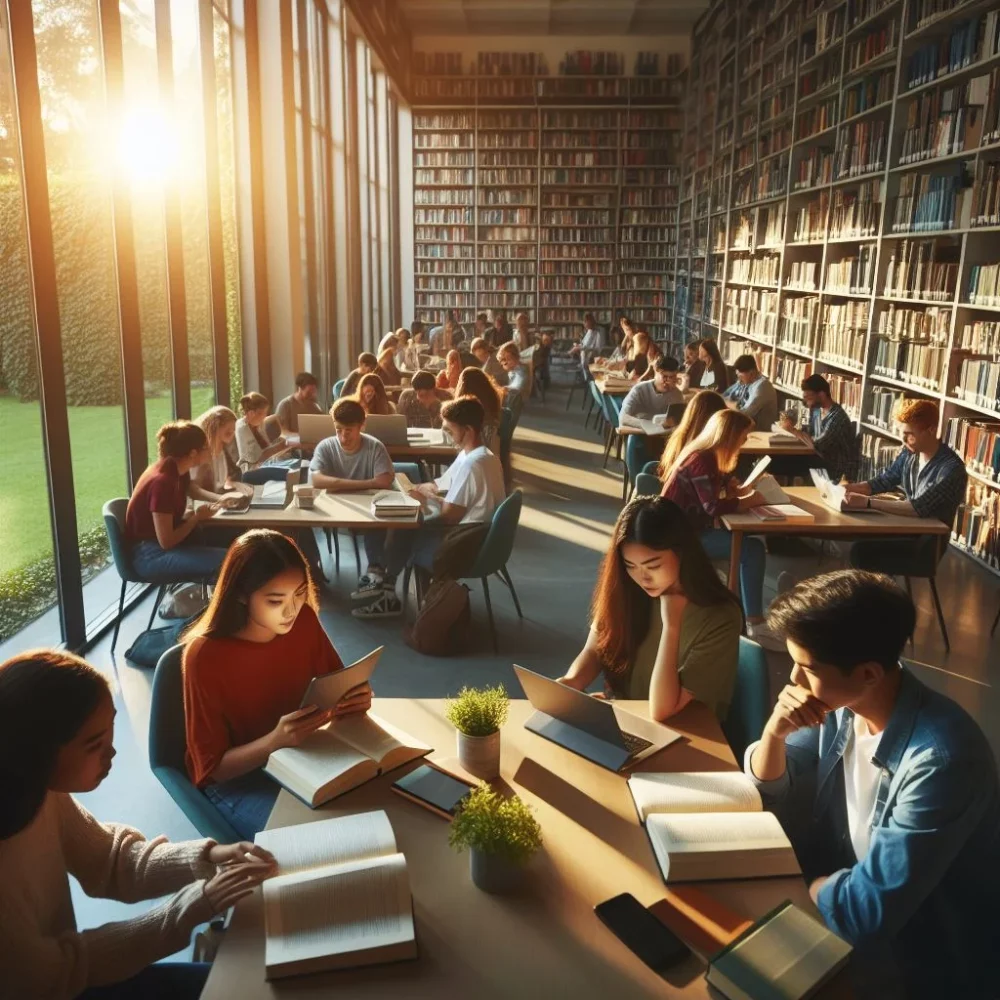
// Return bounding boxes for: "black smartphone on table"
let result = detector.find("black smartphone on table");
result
[594,893,691,972]
[391,764,475,820]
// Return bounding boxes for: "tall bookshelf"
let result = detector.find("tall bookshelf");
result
[675,0,1000,578]
[411,57,683,345]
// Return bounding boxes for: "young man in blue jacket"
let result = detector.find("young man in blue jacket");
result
[746,569,999,999]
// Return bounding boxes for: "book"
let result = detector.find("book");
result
[264,714,432,808]
[628,772,800,883]
[256,810,417,979]
[371,491,421,517]
[749,504,816,523]
[706,900,852,1000]
[753,473,790,505]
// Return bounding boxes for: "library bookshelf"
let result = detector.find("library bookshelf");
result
[674,0,1000,578]
[411,67,684,345]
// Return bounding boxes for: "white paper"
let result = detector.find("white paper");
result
[628,771,762,821]
[333,713,431,763]
[754,474,790,505]
[649,810,792,854]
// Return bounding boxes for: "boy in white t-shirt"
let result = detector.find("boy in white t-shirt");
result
[353,396,506,618]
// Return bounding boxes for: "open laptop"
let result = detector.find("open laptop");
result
[365,413,409,446]
[512,665,681,772]
[298,413,335,447]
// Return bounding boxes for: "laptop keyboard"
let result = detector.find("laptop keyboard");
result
[620,730,653,756]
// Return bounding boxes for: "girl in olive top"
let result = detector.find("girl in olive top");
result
[560,495,742,723]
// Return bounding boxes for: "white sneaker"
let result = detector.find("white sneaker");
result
[748,621,786,652]
[352,588,403,619]
[350,573,384,601]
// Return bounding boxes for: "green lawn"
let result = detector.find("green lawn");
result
[0,386,214,574]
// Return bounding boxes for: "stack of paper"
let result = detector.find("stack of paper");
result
[371,491,421,518]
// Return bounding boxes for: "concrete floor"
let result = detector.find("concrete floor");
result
[61,386,1000,948]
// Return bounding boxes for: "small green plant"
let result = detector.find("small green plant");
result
[445,684,509,737]
[449,784,542,863]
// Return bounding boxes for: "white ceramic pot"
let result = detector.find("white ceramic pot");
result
[456,729,500,780]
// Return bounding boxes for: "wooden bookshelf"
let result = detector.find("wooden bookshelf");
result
[676,0,1000,576]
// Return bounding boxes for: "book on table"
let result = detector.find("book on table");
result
[627,771,800,883]
[706,900,851,1000]
[264,713,432,808]
[256,810,417,980]
[745,475,815,522]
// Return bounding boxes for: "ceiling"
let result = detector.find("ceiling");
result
[391,0,710,36]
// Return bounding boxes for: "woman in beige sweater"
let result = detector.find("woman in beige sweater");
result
[0,649,275,999]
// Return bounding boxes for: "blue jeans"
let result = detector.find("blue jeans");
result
[76,962,210,1000]
[699,528,765,618]
[385,529,444,579]
[361,530,388,572]
[132,540,228,583]
[203,769,279,840]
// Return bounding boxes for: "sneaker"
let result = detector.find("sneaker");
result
[748,620,786,652]
[350,573,384,601]
[351,588,403,619]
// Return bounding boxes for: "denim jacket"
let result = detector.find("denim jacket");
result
[745,669,1000,999]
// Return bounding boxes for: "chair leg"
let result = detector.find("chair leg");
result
[498,565,523,619]
[325,528,332,554]
[928,578,949,651]
[146,584,167,631]
[352,533,361,575]
[903,575,912,599]
[402,565,412,612]
[111,580,127,653]
[333,531,340,571]
[565,384,576,411]
[481,577,498,653]
[602,426,614,468]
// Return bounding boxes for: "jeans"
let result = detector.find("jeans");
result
[699,528,765,618]
[76,962,210,1000]
[132,540,228,583]
[385,529,444,580]
[361,530,388,572]
[203,769,279,840]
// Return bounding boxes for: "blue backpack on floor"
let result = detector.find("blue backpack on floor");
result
[124,614,200,667]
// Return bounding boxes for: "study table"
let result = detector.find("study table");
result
[383,428,458,461]
[211,490,422,531]
[202,698,852,999]
[720,485,950,593]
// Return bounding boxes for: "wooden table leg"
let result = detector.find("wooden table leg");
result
[728,530,742,595]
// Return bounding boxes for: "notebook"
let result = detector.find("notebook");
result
[749,504,815,523]
[264,713,432,808]
[371,491,421,517]
[628,772,800,883]
[706,900,852,1000]
[256,810,417,980]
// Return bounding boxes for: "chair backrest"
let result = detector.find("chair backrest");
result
[641,459,659,475]
[624,434,650,486]
[635,472,661,496]
[149,644,188,774]
[504,388,524,427]
[263,413,282,443]
[600,389,619,426]
[102,498,135,582]
[722,636,771,761]
[465,489,523,578]
[332,377,347,401]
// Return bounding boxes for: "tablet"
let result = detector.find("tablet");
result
[300,646,383,710]
[391,764,476,820]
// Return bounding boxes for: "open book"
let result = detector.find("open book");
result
[264,714,432,808]
[752,473,791,505]
[256,810,417,980]
[628,772,800,883]
[750,504,816,523]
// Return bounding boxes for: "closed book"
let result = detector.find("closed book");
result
[749,504,816,523]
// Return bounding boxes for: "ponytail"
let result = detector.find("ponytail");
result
[157,421,207,460]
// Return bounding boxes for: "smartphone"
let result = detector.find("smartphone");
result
[391,764,475,820]
[594,893,690,972]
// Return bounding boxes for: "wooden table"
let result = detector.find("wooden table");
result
[384,429,458,461]
[741,430,816,456]
[202,698,851,1000]
[212,490,422,530]
[720,485,950,592]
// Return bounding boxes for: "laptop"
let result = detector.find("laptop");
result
[512,665,681,772]
[298,413,335,447]
[365,413,409,446]
[248,467,301,509]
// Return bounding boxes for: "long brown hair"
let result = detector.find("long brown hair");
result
[670,408,753,479]
[591,496,738,676]
[699,339,731,392]
[157,421,207,460]
[658,390,726,477]
[455,366,502,425]
[354,372,393,415]
[184,530,318,641]
[196,405,238,455]
[444,349,462,387]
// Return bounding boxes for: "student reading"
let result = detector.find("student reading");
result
[275,371,322,435]
[722,354,778,431]
[183,530,372,839]
[746,570,1000,1000]
[560,495,742,723]
[0,649,275,1000]
[779,373,859,481]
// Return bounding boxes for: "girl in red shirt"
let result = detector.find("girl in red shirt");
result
[182,530,372,837]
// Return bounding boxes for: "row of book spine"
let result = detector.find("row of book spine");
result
[883,240,959,300]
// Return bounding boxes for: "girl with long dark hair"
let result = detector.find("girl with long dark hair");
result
[182,530,371,838]
[455,365,503,451]
[560,496,742,723]
[0,650,273,999]
[698,338,732,392]
[355,372,396,415]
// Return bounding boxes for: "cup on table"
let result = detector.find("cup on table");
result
[293,484,316,509]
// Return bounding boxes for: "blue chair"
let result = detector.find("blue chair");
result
[635,472,660,496]
[102,498,203,653]
[722,636,771,762]
[624,434,650,499]
[149,645,241,843]
[600,393,622,468]
[642,460,659,475]
[332,377,347,401]
[586,380,603,431]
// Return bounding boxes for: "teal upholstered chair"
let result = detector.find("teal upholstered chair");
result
[722,636,771,762]
[624,433,651,499]
[332,377,347,401]
[149,645,241,843]
[634,472,661,496]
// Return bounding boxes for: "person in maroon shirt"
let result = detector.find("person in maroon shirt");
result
[125,422,229,582]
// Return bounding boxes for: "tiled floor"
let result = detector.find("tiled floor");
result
[54,387,1000,949]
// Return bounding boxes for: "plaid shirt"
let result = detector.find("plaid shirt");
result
[662,451,739,530]
[866,441,968,526]
[805,403,858,481]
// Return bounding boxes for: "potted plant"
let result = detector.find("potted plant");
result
[445,684,509,779]
[449,783,543,894]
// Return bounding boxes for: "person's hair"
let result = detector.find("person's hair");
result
[470,337,489,354]
[358,352,378,370]
[410,370,437,392]
[239,391,269,415]
[196,405,238,454]
[895,397,939,429]
[441,394,485,432]
[632,331,650,358]
[377,333,399,355]
[332,398,366,425]
[698,339,730,390]
[619,315,633,330]
[732,354,759,374]
[657,390,726,477]
[801,373,831,395]
[377,347,397,370]
[671,408,754,477]
[294,371,318,390]
[646,340,662,360]
[516,312,529,324]
[685,339,701,355]
[184,530,318,643]
[355,373,393,415]
[767,570,914,672]
[592,497,738,676]
[395,327,410,341]
[498,340,520,362]
[654,355,680,374]
[157,420,207,460]
[456,366,502,425]
[584,312,596,326]
[446,349,462,369]
[0,650,109,838]
[476,312,488,323]
[411,320,426,338]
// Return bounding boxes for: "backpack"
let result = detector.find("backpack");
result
[124,614,201,668]
[405,580,471,656]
